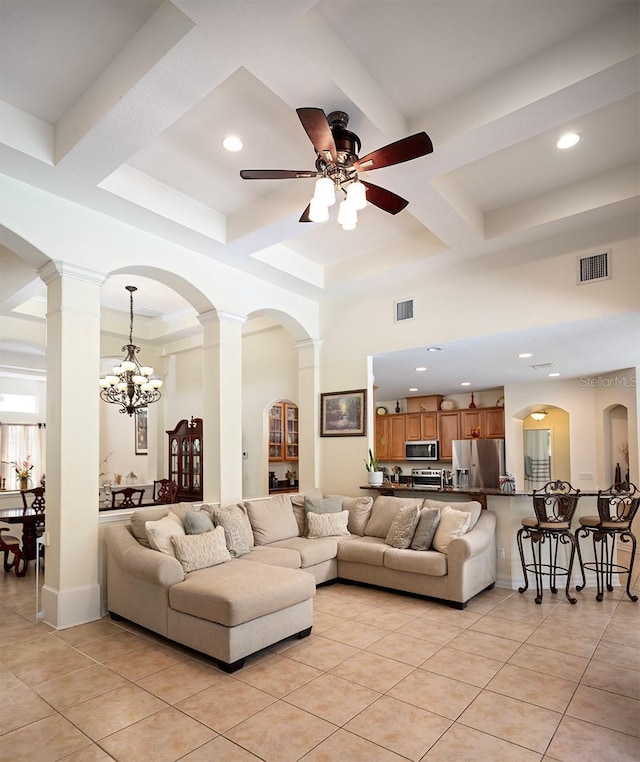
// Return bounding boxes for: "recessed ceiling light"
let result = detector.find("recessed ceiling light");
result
[460,382,471,386]
[415,367,427,372]
[223,135,243,152]
[518,353,532,358]
[548,372,560,377]
[408,387,418,392]
[556,132,580,150]
[427,347,442,352]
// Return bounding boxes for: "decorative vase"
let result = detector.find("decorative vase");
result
[469,393,476,409]
[367,471,383,486]
[19,477,29,490]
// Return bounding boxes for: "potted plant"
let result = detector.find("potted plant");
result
[364,448,383,486]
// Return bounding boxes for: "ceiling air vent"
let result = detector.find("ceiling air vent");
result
[395,298,415,322]
[577,251,610,285]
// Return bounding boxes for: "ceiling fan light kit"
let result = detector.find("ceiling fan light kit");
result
[240,107,433,229]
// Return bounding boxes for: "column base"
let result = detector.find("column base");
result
[42,582,101,629]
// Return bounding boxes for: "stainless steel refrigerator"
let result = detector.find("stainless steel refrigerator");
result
[452,439,505,489]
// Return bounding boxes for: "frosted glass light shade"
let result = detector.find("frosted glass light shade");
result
[313,177,336,207]
[347,180,367,210]
[309,197,329,222]
[337,199,357,227]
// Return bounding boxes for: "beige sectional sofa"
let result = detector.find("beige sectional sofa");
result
[104,491,496,671]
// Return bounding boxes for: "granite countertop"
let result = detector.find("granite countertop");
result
[360,484,529,496]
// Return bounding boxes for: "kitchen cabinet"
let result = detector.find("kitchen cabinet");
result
[269,402,298,461]
[167,417,203,502]
[406,412,438,441]
[388,415,407,460]
[375,415,389,461]
[438,412,460,461]
[459,407,505,439]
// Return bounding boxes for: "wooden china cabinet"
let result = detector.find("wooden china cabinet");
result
[166,417,203,501]
[268,402,298,461]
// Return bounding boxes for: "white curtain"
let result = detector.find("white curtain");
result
[0,424,45,489]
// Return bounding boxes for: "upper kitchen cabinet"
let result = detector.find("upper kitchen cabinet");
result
[459,407,505,439]
[406,412,438,441]
[438,412,460,461]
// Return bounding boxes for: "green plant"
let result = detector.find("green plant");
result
[363,448,379,472]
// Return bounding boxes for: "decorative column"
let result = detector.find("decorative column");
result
[198,309,246,506]
[38,261,105,628]
[295,339,321,491]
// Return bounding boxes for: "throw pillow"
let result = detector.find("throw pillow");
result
[244,494,299,545]
[364,496,424,538]
[424,499,482,531]
[145,511,186,557]
[306,510,350,538]
[432,505,473,554]
[171,526,231,572]
[385,505,421,549]
[212,504,254,557]
[303,495,343,514]
[410,507,441,551]
[337,496,373,536]
[131,507,170,548]
[184,509,215,535]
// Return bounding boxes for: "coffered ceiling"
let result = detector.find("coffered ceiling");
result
[0,0,638,397]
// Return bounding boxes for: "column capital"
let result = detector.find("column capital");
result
[198,308,247,328]
[294,338,322,351]
[37,260,107,287]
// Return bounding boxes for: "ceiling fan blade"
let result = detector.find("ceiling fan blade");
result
[361,180,409,215]
[296,108,338,164]
[240,169,317,180]
[355,132,433,172]
[299,204,312,223]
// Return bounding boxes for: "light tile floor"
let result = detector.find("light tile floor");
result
[1,565,639,762]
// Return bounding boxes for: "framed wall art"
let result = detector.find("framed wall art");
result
[320,389,367,437]
[135,407,148,455]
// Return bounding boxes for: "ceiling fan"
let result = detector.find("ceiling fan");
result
[240,108,433,229]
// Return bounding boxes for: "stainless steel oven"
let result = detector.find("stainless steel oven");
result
[411,468,443,490]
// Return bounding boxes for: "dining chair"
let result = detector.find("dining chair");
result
[111,487,145,508]
[153,479,178,504]
[517,479,581,604]
[1,488,46,576]
[0,527,24,575]
[575,483,639,602]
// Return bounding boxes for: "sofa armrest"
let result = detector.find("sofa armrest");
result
[105,523,184,588]
[447,511,497,563]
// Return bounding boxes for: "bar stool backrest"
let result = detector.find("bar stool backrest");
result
[532,480,580,526]
[597,483,639,526]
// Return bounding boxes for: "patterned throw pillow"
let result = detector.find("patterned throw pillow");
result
[306,510,350,538]
[385,505,421,549]
[410,507,441,551]
[171,526,231,572]
[212,504,254,557]
[184,509,215,535]
[145,512,186,557]
[432,505,473,554]
[303,495,344,514]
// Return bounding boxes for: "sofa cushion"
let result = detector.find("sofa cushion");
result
[424,499,482,531]
[145,512,186,557]
[169,559,315,627]
[364,496,424,538]
[339,496,374,536]
[410,507,441,551]
[269,537,338,568]
[239,546,301,569]
[244,494,299,545]
[336,536,388,566]
[432,505,473,554]
[211,504,254,557]
[384,548,448,576]
[130,504,191,548]
[171,527,231,572]
[304,495,343,515]
[307,510,350,538]
[184,509,215,535]
[385,505,421,549]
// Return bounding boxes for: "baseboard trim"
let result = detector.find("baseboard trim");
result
[42,582,101,630]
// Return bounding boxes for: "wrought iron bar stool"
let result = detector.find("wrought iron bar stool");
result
[575,483,639,602]
[517,480,581,604]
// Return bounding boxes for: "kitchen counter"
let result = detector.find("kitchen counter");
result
[360,483,528,510]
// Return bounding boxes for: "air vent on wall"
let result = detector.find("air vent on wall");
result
[578,251,610,284]
[395,298,414,322]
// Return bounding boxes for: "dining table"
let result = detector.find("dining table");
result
[0,506,45,573]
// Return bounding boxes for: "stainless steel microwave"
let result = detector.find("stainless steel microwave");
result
[405,440,439,461]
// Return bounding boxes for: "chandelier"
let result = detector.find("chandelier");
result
[99,286,162,417]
